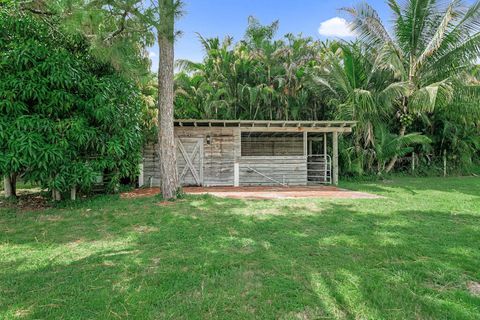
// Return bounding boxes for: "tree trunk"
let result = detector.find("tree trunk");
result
[157,0,179,200]
[385,124,407,173]
[70,186,77,201]
[52,189,61,201]
[4,173,17,198]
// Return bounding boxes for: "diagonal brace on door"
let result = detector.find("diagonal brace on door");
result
[176,138,202,185]
[179,141,200,180]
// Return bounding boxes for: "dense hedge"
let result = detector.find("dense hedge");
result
[0,9,146,195]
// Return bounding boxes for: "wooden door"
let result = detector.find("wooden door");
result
[176,137,204,186]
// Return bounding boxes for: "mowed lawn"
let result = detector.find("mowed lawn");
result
[1,177,479,319]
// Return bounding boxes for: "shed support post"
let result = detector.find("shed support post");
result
[234,163,239,187]
[323,133,327,162]
[332,132,339,185]
[303,131,308,157]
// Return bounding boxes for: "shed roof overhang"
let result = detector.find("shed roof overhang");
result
[175,119,356,133]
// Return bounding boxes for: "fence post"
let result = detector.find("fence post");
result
[70,186,77,201]
[332,132,339,186]
[443,150,447,177]
[52,189,61,201]
[411,152,415,174]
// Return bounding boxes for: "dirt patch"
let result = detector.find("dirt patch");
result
[120,188,159,199]
[186,186,380,200]
[467,281,480,296]
[0,193,51,211]
[121,186,380,200]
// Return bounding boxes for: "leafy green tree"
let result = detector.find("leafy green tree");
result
[175,12,479,176]
[12,0,184,200]
[64,0,183,199]
[344,0,480,172]
[175,17,326,121]
[0,8,145,199]
[16,0,154,80]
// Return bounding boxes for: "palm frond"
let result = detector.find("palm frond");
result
[373,43,407,79]
[175,59,203,73]
[342,3,396,50]
[409,80,454,113]
[414,2,455,73]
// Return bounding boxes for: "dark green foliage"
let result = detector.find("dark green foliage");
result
[174,17,327,121]
[175,13,480,175]
[0,9,145,194]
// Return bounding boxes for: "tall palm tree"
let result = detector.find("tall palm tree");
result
[309,42,407,173]
[343,0,480,171]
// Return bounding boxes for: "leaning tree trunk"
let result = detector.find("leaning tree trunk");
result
[157,0,179,200]
[3,173,17,198]
[385,124,407,173]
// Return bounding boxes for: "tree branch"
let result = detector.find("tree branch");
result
[104,10,129,42]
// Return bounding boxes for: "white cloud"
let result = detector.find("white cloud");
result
[318,17,356,38]
[149,51,157,58]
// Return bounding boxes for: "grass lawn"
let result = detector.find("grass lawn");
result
[1,177,479,319]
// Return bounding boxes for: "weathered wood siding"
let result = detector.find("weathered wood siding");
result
[142,143,161,187]
[143,127,237,187]
[176,138,203,186]
[177,127,236,186]
[143,127,308,187]
[238,156,307,186]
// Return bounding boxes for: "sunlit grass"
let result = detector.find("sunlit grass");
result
[1,176,479,319]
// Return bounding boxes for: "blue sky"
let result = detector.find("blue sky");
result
[147,0,472,70]
[149,0,390,70]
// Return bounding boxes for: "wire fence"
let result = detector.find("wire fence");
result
[396,152,474,176]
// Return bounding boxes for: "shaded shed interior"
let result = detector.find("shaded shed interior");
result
[241,132,304,156]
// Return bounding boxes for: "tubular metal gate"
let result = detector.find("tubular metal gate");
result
[307,154,332,184]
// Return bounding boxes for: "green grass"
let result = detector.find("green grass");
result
[1,177,479,319]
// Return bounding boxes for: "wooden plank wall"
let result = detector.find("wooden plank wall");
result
[143,127,308,187]
[143,127,236,187]
[178,127,235,186]
[142,143,161,186]
[176,138,203,186]
[238,156,307,186]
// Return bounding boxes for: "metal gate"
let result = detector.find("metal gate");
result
[307,154,331,184]
[176,137,204,186]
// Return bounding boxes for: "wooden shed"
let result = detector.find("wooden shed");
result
[141,119,356,187]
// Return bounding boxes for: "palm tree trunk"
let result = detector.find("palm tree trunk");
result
[385,93,410,174]
[385,124,407,173]
[157,0,179,200]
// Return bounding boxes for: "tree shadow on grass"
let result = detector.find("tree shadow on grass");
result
[1,196,480,319]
